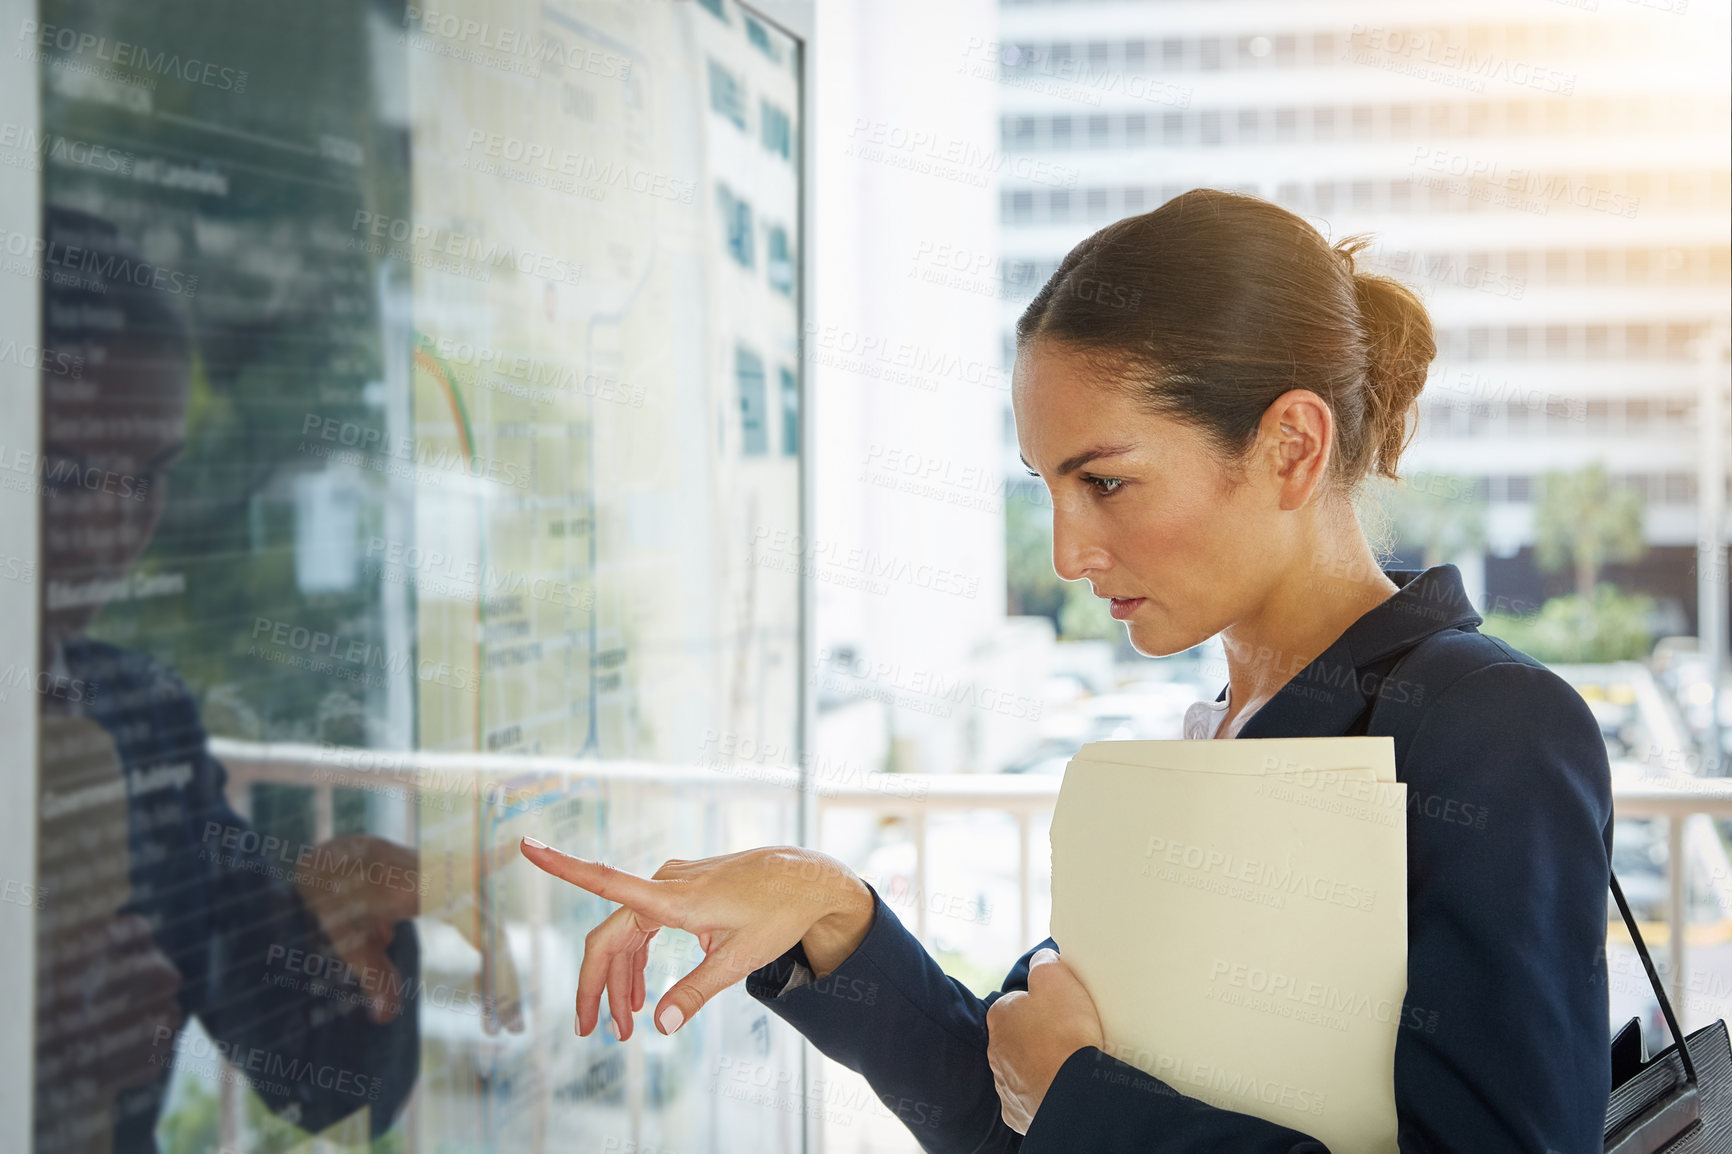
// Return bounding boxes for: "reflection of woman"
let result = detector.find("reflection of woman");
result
[35,208,521,1154]
[523,190,1613,1152]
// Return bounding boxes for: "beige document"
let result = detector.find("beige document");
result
[1050,737,1407,1154]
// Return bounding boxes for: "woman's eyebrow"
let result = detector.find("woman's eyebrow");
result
[1020,443,1137,477]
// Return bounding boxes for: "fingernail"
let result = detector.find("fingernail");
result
[605,1016,620,1039]
[574,1009,581,1036]
[522,836,548,850]
[658,1005,684,1035]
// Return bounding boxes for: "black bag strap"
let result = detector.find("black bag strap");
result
[1609,869,1698,1088]
[1606,872,1703,1154]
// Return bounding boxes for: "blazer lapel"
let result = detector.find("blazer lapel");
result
[1224,563,1484,741]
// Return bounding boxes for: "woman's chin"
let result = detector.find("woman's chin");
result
[1122,616,1211,660]
[1122,622,1177,659]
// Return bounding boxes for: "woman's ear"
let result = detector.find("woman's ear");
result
[1262,391,1332,509]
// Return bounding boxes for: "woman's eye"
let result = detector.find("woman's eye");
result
[1086,476,1124,496]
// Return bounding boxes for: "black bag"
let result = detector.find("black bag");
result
[1603,871,1732,1152]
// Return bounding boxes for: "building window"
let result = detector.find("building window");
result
[1663,473,1695,503]
[779,367,798,456]
[1124,113,1147,145]
[1086,187,1109,219]
[760,100,792,159]
[707,59,747,130]
[737,346,768,455]
[717,183,754,269]
[1051,116,1073,148]
[745,15,782,62]
[766,224,793,296]
[1088,115,1110,147]
[1009,116,1037,148]
[1007,190,1035,224]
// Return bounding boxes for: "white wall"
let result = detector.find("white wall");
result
[811,0,1008,774]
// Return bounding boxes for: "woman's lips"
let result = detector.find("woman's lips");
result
[1108,597,1145,620]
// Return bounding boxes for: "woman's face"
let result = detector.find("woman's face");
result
[1012,339,1296,658]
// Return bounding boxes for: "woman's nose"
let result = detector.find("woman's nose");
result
[1050,499,1102,583]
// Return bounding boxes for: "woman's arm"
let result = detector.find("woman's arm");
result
[522,837,1040,1151]
[747,883,1062,1153]
[531,654,1613,1153]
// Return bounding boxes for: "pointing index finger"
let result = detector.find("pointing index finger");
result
[520,837,679,922]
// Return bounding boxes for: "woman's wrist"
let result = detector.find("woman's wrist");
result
[799,863,875,979]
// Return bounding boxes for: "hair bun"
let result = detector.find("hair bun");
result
[1333,236,1436,481]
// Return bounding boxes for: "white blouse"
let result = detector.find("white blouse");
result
[1182,686,1258,740]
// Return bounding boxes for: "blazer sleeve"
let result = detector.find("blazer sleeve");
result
[1021,657,1615,1153]
[1386,658,1613,1151]
[746,882,1047,1153]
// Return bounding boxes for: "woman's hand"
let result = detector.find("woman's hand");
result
[986,948,1104,1134]
[520,839,874,1041]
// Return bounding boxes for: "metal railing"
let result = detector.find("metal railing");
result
[210,738,1732,1018]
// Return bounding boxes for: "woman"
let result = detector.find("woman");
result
[521,189,1614,1152]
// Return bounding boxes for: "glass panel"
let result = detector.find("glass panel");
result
[30,1,804,1151]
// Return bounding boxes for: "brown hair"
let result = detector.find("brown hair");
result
[1015,188,1434,494]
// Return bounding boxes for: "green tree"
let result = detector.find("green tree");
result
[1533,461,1647,599]
[1481,584,1657,663]
[1005,485,1064,623]
[1005,485,1122,641]
[1059,579,1119,641]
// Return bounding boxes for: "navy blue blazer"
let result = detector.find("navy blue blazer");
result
[747,563,1614,1153]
